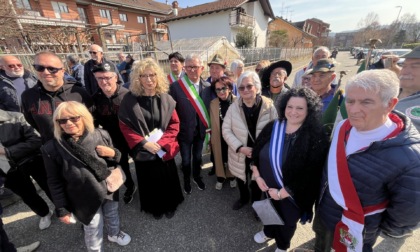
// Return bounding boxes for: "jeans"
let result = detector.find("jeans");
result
[179,134,204,181]
[84,200,120,252]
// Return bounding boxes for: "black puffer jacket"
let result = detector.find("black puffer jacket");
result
[21,80,93,143]
[0,109,41,168]
[0,69,37,112]
[316,111,420,238]
[41,129,120,225]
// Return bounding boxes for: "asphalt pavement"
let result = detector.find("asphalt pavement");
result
[2,51,418,251]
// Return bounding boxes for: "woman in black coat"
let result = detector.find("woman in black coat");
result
[251,88,329,252]
[41,101,131,251]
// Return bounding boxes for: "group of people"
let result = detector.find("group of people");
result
[0,44,419,252]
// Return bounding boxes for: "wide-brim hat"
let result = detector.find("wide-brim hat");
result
[261,60,292,87]
[307,59,335,74]
[401,46,419,59]
[207,54,226,68]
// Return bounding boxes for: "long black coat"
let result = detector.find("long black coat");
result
[41,129,120,225]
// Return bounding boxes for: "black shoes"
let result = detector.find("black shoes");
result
[123,185,137,204]
[193,177,206,190]
[184,181,192,195]
[153,213,163,220]
[165,211,175,219]
[232,200,247,210]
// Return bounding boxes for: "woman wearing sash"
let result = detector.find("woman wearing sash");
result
[251,88,329,252]
[222,71,277,210]
[209,76,237,190]
[119,58,184,220]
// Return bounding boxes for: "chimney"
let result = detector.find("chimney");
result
[172,1,179,16]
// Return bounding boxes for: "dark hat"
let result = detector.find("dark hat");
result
[261,60,292,87]
[207,54,226,68]
[307,59,335,74]
[401,46,420,59]
[92,63,116,73]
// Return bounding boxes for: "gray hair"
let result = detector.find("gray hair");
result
[230,59,244,73]
[237,71,262,94]
[345,69,399,107]
[66,55,79,64]
[185,53,203,66]
[313,46,331,57]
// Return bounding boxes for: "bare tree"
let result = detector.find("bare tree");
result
[268,30,288,47]
[353,12,382,46]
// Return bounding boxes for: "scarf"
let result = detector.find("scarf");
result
[269,120,286,189]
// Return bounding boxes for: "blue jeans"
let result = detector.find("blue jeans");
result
[179,134,204,181]
[83,200,120,252]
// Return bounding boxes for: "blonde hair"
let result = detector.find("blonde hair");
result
[129,58,168,96]
[53,101,94,140]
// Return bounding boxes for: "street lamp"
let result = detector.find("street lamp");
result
[395,6,402,21]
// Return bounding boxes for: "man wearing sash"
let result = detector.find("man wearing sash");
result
[314,69,420,252]
[167,52,185,84]
[169,54,210,194]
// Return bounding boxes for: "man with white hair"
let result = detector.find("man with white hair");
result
[0,56,37,111]
[314,69,420,252]
[84,44,122,95]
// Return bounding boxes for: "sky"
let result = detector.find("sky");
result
[155,0,420,33]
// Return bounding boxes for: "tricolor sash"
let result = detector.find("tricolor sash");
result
[178,76,211,145]
[328,114,403,251]
[167,72,178,84]
[269,120,286,189]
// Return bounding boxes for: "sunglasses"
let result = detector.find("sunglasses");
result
[89,51,99,55]
[8,64,23,69]
[238,85,254,91]
[56,116,81,125]
[33,64,63,74]
[215,87,228,93]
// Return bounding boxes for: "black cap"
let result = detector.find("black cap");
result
[92,63,116,73]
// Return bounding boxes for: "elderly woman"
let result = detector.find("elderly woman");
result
[209,76,237,190]
[251,88,329,252]
[119,58,184,220]
[41,101,131,251]
[230,59,244,82]
[222,71,277,210]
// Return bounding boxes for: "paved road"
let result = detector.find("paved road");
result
[2,51,418,251]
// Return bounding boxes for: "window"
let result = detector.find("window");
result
[99,9,112,24]
[154,17,160,23]
[77,7,87,22]
[51,2,69,18]
[15,0,31,10]
[137,16,144,23]
[119,14,127,22]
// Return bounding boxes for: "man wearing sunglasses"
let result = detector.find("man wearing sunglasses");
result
[84,44,123,96]
[0,55,37,112]
[21,51,93,144]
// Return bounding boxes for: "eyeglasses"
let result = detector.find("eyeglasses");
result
[185,66,201,71]
[271,71,286,77]
[56,116,81,125]
[89,51,100,55]
[215,87,228,93]
[238,85,254,91]
[140,73,157,79]
[7,64,23,69]
[96,76,114,82]
[33,64,63,74]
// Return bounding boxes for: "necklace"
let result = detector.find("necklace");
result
[219,97,232,121]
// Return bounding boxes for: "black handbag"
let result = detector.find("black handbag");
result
[133,147,156,162]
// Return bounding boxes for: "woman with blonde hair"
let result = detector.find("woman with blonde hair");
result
[119,58,184,219]
[42,101,131,251]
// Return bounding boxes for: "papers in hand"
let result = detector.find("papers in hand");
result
[145,129,166,158]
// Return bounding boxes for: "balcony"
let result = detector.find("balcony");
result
[229,12,255,27]
[17,11,86,28]
[152,24,167,33]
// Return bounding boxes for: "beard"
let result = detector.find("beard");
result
[6,70,24,78]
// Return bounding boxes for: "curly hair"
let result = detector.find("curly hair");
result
[129,58,168,96]
[210,76,234,92]
[277,87,323,133]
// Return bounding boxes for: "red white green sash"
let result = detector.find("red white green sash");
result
[328,114,403,251]
[178,75,211,134]
[167,72,178,84]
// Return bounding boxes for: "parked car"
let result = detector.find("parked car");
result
[374,49,412,63]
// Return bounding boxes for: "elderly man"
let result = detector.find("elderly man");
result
[167,51,185,84]
[261,60,292,107]
[313,69,420,252]
[21,51,93,144]
[396,46,420,131]
[84,44,122,95]
[170,54,210,194]
[0,56,37,111]
[293,46,336,87]
[66,55,84,87]
[307,59,338,112]
[92,63,136,204]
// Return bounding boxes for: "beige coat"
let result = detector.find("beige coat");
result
[210,96,237,179]
[222,96,277,182]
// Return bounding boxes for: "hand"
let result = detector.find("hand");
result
[59,214,72,224]
[96,145,115,158]
[121,70,126,74]
[240,147,252,158]
[0,147,5,155]
[143,142,161,154]
[255,176,269,192]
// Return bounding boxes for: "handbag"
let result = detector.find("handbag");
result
[252,192,284,226]
[133,146,156,162]
[106,166,126,192]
